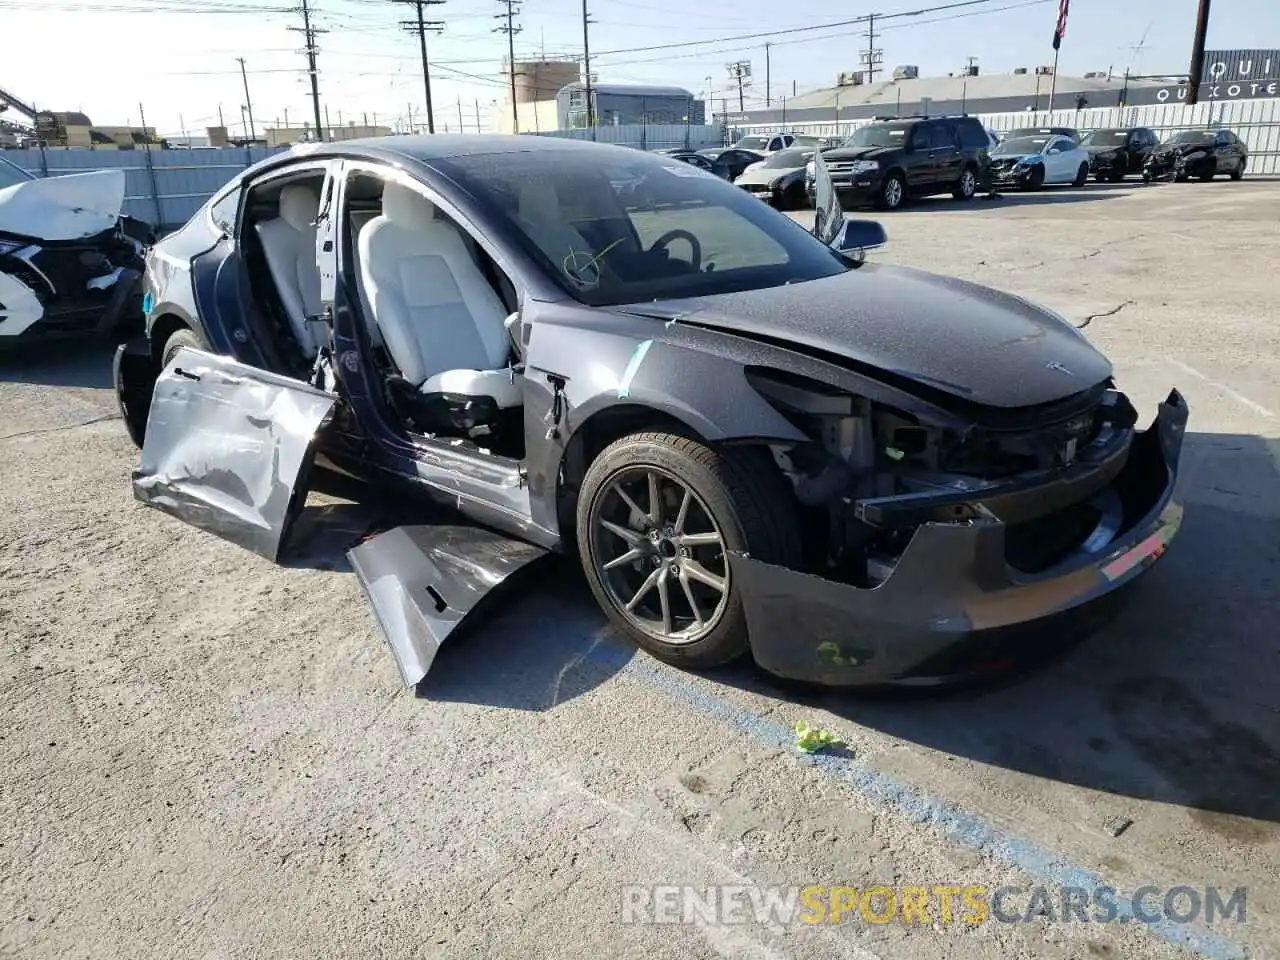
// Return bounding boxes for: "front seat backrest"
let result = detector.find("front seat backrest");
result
[254,183,322,356]
[357,181,509,386]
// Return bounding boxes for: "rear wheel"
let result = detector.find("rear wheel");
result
[1073,163,1089,187]
[876,172,906,211]
[160,326,206,367]
[576,431,800,668]
[951,165,978,200]
[1230,159,1246,181]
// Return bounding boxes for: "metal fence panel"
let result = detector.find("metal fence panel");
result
[5,146,286,228]
[732,97,1280,175]
[530,124,724,151]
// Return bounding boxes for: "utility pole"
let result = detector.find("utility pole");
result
[860,13,883,83]
[287,0,326,140]
[236,57,256,140]
[764,42,771,107]
[494,0,522,133]
[397,0,445,133]
[457,95,464,132]
[1184,0,1212,105]
[581,0,595,128]
[475,97,481,133]
[726,61,751,113]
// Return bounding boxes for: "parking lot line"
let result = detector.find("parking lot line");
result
[579,643,1250,960]
[1165,359,1278,421]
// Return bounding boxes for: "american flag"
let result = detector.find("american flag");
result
[1052,0,1070,50]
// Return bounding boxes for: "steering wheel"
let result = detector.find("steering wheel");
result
[649,229,702,271]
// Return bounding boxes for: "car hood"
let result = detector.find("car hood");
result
[617,265,1112,409]
[1085,144,1125,155]
[735,165,804,185]
[1154,142,1209,156]
[815,145,898,163]
[990,152,1041,162]
[0,169,126,241]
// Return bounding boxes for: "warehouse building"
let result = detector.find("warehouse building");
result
[556,82,705,128]
[723,54,1279,126]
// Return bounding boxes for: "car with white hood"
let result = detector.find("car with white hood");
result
[733,147,813,209]
[988,134,1091,190]
[0,156,152,345]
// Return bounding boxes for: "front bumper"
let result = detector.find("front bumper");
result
[990,163,1038,188]
[1089,154,1125,176]
[735,389,1188,686]
[805,171,884,206]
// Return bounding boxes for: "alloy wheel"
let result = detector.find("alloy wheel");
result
[884,176,904,209]
[589,466,729,644]
[959,170,976,197]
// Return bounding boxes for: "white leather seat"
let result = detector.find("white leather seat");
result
[357,182,519,408]
[515,182,595,281]
[254,184,323,357]
[348,209,384,348]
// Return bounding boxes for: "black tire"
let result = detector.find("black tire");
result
[1230,159,1245,181]
[1093,173,1106,182]
[1023,165,1045,191]
[876,171,906,211]
[951,165,978,201]
[576,430,800,669]
[160,326,207,367]
[1108,171,1125,183]
[1073,163,1089,187]
[1198,162,1216,182]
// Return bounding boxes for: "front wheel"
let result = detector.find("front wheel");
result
[160,326,207,367]
[1198,162,1217,181]
[876,172,906,211]
[952,166,978,200]
[1230,159,1245,181]
[1073,164,1089,187]
[1023,165,1045,191]
[576,431,800,668]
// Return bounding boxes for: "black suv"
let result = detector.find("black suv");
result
[1080,127,1159,181]
[806,115,991,210]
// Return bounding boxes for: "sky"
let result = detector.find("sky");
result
[2,0,1278,135]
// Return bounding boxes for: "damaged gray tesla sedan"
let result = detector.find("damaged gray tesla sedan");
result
[114,135,1188,687]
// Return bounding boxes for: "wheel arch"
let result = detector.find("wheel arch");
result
[147,312,193,364]
[554,403,711,552]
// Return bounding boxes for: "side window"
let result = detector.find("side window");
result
[1214,131,1230,146]
[782,134,795,147]
[929,124,956,150]
[908,126,930,151]
[767,137,783,151]
[955,120,987,149]
[208,185,242,234]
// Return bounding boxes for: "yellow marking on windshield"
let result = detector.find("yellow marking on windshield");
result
[563,236,625,288]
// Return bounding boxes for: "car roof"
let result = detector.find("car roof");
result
[244,133,650,181]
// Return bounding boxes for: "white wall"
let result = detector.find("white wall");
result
[736,98,1280,175]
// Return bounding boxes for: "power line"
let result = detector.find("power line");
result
[396,0,445,133]
[593,0,1021,58]
[860,13,883,82]
[286,0,326,137]
[493,0,521,132]
[726,60,751,112]
[236,56,257,139]
[582,0,596,128]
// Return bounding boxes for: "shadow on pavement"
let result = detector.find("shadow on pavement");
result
[0,340,117,389]
[708,430,1280,838]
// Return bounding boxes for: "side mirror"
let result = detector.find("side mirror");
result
[831,218,887,257]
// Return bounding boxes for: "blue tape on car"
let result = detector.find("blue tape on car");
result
[616,339,652,399]
[142,291,154,316]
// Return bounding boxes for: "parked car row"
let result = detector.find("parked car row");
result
[687,117,1256,213]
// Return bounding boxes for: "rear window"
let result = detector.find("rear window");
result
[953,119,990,149]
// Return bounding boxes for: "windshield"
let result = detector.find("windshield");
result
[0,157,35,190]
[734,136,769,151]
[762,148,810,169]
[1170,131,1214,145]
[841,124,909,148]
[994,137,1049,156]
[1082,129,1130,146]
[435,149,849,308]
